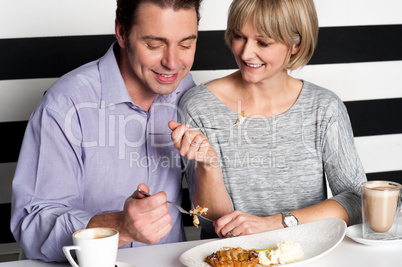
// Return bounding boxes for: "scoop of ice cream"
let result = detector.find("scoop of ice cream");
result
[258,241,304,265]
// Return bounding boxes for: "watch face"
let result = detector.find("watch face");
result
[284,215,298,227]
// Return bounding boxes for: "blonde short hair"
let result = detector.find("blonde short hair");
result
[225,0,319,70]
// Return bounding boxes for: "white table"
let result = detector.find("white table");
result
[1,236,401,267]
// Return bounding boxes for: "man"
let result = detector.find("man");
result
[11,0,202,262]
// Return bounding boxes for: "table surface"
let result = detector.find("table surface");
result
[1,235,401,267]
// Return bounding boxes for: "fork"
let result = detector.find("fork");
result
[137,188,191,215]
[137,188,212,222]
[149,125,236,135]
[148,112,245,135]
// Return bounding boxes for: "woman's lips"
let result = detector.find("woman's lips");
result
[244,61,264,69]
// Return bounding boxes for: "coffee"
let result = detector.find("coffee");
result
[362,181,402,240]
[64,228,119,267]
[75,228,116,240]
[364,187,398,232]
[93,234,110,239]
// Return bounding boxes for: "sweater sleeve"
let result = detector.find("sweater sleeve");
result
[321,97,367,225]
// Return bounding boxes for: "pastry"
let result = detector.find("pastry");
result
[205,247,259,267]
[189,205,208,228]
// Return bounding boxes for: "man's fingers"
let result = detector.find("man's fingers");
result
[132,183,150,199]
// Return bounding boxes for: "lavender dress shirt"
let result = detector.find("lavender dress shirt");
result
[10,43,195,262]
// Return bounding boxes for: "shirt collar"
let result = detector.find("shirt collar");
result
[98,42,182,110]
[99,42,132,109]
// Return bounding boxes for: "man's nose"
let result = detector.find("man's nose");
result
[161,47,180,70]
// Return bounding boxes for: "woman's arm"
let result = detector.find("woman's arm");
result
[169,121,233,220]
[213,199,349,237]
[194,163,233,221]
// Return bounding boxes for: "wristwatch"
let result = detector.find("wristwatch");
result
[281,211,298,227]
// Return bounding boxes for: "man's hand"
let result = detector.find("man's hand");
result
[87,183,172,247]
[121,183,172,244]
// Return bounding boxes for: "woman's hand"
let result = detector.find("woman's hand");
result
[168,121,233,221]
[168,121,218,167]
[213,210,283,237]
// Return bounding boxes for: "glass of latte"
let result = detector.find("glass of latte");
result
[362,180,402,240]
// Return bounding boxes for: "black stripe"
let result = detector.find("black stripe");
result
[0,35,116,80]
[366,171,402,184]
[1,25,401,80]
[0,203,15,244]
[1,98,402,163]
[311,24,402,65]
[1,121,27,163]
[345,98,402,137]
[181,188,193,227]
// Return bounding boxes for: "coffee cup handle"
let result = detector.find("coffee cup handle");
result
[62,245,80,267]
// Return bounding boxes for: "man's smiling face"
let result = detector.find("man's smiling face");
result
[122,3,198,96]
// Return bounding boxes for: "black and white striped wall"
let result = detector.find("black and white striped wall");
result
[1,0,401,252]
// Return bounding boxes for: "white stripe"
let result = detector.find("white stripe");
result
[191,61,402,102]
[191,69,236,85]
[198,0,232,31]
[0,78,56,122]
[290,61,402,102]
[1,0,402,38]
[0,0,116,39]
[2,60,400,123]
[355,134,402,174]
[199,0,402,30]
[315,0,402,27]
[0,243,20,256]
[0,162,16,204]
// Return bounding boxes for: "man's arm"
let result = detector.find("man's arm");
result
[11,107,93,262]
[11,106,173,262]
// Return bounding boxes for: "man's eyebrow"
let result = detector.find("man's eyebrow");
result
[140,35,197,43]
[141,36,166,42]
[180,35,197,42]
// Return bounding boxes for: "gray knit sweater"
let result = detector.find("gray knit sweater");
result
[179,80,366,236]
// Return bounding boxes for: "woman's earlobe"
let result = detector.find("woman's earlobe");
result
[291,42,301,55]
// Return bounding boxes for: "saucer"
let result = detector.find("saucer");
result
[115,261,136,267]
[346,224,402,246]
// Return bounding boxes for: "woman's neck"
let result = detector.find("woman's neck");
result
[209,71,303,118]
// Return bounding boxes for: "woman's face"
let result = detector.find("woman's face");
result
[231,15,298,84]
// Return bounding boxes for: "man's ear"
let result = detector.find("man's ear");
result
[115,19,127,48]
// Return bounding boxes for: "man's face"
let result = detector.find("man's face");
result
[121,3,198,96]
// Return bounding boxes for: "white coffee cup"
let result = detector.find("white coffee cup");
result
[63,228,119,267]
[362,181,402,240]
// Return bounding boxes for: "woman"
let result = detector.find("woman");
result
[170,0,366,239]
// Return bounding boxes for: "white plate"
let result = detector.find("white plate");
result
[346,224,402,246]
[115,261,136,267]
[180,218,346,267]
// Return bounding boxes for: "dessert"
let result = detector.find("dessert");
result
[205,247,259,267]
[189,205,208,228]
[257,241,304,265]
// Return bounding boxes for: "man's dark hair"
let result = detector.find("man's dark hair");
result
[116,0,203,37]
